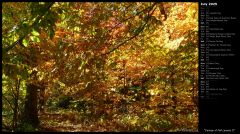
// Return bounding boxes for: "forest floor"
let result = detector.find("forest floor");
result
[38,109,123,132]
[36,105,198,132]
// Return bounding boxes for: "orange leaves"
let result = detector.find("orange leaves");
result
[100,46,109,55]
[100,16,128,40]
[155,3,198,50]
[41,60,55,70]
[111,25,128,39]
[2,3,199,132]
[104,17,119,29]
[54,28,73,40]
[112,11,119,16]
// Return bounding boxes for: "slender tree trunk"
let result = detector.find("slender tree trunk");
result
[12,78,21,130]
[22,83,39,127]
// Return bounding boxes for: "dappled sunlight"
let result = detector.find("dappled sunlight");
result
[2,2,198,132]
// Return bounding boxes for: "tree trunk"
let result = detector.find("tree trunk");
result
[12,78,21,130]
[22,83,39,127]
[38,85,46,113]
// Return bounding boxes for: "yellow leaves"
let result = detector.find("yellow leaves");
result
[186,3,198,20]
[165,37,184,50]
[78,9,84,16]
[151,7,161,20]
[134,16,140,21]
[145,110,155,115]
[156,3,198,51]
[149,88,160,96]
[2,3,199,132]
[58,80,66,88]
[130,116,139,125]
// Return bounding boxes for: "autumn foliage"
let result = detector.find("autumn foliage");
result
[2,2,198,132]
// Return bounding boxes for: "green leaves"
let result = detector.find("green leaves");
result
[78,60,87,71]
[29,29,40,43]
[22,39,29,47]
[49,28,55,39]
[31,29,40,36]
[60,13,66,21]
[30,36,40,43]
[21,68,29,80]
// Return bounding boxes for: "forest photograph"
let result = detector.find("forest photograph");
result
[2,2,198,132]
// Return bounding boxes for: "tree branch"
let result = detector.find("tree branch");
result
[159,3,167,21]
[108,3,157,33]
[103,3,157,56]
[3,2,55,54]
[2,95,15,112]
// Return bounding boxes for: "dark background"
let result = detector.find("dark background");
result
[199,0,239,133]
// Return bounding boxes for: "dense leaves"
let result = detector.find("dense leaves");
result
[2,2,198,132]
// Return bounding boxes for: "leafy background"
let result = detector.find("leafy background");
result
[2,2,198,132]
